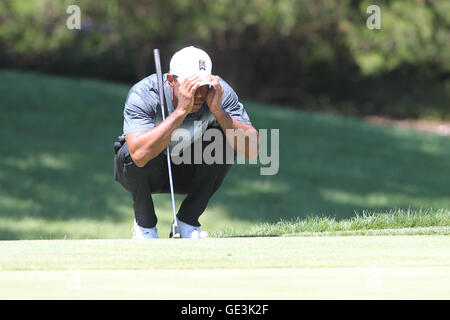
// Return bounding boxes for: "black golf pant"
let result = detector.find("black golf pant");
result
[114,129,233,228]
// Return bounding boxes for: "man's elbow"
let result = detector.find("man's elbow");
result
[130,149,149,168]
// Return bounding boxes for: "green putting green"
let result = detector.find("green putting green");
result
[1,236,449,299]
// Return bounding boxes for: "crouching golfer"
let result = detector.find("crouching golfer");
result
[114,46,258,239]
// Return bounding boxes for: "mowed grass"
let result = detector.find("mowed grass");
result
[0,70,449,239]
[1,236,449,299]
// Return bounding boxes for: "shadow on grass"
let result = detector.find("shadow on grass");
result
[208,103,450,224]
[1,71,449,239]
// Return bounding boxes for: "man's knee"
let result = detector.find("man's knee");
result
[114,143,133,190]
[115,143,168,193]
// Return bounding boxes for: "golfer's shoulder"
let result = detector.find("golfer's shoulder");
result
[125,74,159,110]
[219,77,239,104]
[129,74,159,96]
[219,77,234,93]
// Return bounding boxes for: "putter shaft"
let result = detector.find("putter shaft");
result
[153,48,180,237]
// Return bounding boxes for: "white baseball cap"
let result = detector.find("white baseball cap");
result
[169,46,214,88]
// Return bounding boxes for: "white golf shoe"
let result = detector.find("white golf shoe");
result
[171,220,208,239]
[132,220,159,239]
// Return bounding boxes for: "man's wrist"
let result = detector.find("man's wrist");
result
[212,108,224,116]
[174,106,190,118]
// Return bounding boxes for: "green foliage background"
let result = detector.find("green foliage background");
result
[1,0,449,118]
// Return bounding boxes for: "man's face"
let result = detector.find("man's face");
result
[191,84,209,112]
[170,75,210,113]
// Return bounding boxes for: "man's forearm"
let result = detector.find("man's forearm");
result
[213,109,258,159]
[125,108,188,167]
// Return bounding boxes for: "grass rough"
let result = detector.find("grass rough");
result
[213,208,450,237]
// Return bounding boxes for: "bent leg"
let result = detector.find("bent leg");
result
[114,142,168,228]
[176,127,234,226]
[177,162,232,226]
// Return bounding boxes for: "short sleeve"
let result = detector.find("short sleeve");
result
[123,86,158,135]
[220,79,252,125]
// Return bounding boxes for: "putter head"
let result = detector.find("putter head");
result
[170,223,181,238]
[171,232,181,238]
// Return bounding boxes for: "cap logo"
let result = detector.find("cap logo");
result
[199,60,206,71]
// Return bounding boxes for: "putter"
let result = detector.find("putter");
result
[153,48,181,238]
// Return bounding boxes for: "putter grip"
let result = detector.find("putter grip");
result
[153,48,166,120]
